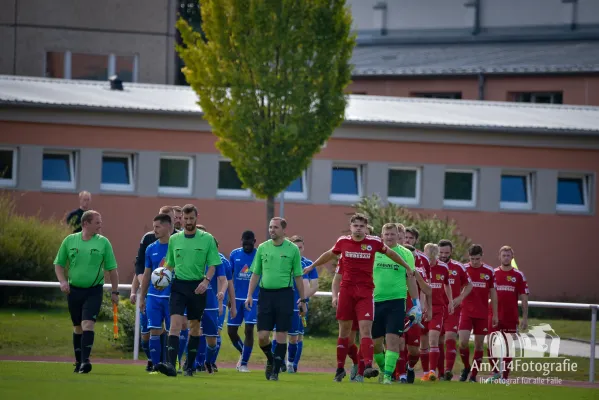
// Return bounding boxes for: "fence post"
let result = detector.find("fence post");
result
[133,290,140,361]
[590,306,597,383]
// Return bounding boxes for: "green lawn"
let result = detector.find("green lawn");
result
[0,307,596,382]
[0,362,596,400]
[528,318,598,342]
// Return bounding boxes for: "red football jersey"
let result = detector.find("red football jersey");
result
[491,267,529,323]
[332,235,387,289]
[415,250,431,276]
[407,266,428,309]
[447,260,471,301]
[429,260,450,307]
[462,263,495,319]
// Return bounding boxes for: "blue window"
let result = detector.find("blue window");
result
[42,152,75,189]
[500,174,531,209]
[101,155,133,190]
[331,166,361,199]
[557,176,589,211]
[286,176,303,193]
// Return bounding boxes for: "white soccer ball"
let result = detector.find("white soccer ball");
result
[151,267,172,290]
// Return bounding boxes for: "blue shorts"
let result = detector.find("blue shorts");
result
[201,309,219,337]
[218,304,226,330]
[227,299,257,326]
[146,296,171,331]
[141,310,149,334]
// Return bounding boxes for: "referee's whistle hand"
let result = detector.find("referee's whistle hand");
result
[59,281,70,294]
[195,281,209,295]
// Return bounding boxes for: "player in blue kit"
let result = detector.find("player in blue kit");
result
[139,213,173,372]
[227,230,259,372]
[271,235,320,373]
[211,247,236,371]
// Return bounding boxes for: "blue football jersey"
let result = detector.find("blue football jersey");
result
[229,247,259,300]
[220,253,233,306]
[145,241,171,297]
[205,262,225,311]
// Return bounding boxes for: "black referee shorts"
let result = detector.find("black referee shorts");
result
[257,287,294,333]
[372,298,406,339]
[169,279,206,321]
[67,285,104,326]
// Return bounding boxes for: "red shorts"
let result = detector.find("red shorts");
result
[336,286,374,322]
[428,306,446,332]
[404,317,422,347]
[444,306,461,334]
[459,314,487,335]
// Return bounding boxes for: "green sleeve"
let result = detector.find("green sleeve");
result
[250,245,262,275]
[54,235,70,267]
[206,235,222,267]
[102,237,118,271]
[165,235,175,269]
[292,245,302,277]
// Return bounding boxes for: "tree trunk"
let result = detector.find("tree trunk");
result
[266,195,275,240]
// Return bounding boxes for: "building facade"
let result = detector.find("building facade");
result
[1,76,598,301]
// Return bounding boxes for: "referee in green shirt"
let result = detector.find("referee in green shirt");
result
[245,217,307,381]
[155,204,221,377]
[54,210,119,374]
[372,223,420,384]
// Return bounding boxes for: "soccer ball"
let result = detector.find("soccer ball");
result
[151,267,172,290]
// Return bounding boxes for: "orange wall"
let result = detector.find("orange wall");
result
[350,74,599,105]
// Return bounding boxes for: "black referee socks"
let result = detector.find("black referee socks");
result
[168,335,180,368]
[260,343,274,363]
[73,333,82,363]
[81,331,94,362]
[273,343,287,374]
[185,335,198,370]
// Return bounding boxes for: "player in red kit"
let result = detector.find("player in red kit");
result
[486,246,529,382]
[438,239,472,381]
[304,213,417,382]
[458,244,498,382]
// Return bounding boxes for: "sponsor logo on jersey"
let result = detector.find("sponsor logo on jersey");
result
[345,251,371,259]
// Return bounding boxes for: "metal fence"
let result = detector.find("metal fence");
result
[0,281,596,383]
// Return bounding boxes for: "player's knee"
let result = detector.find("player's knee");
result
[206,336,217,346]
[81,320,95,331]
[73,325,83,334]
[188,320,201,336]
[142,333,150,341]
[244,324,255,337]
[297,334,303,342]
[150,328,162,336]
[288,335,298,344]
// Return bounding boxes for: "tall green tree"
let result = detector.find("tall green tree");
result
[176,0,355,237]
[353,194,473,262]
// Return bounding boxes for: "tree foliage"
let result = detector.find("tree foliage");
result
[176,0,355,232]
[353,194,473,262]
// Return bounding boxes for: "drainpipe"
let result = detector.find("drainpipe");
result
[464,0,481,36]
[478,72,485,100]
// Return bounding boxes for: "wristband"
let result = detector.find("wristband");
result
[112,291,120,295]
[411,298,420,308]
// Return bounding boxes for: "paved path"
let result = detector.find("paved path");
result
[559,339,599,359]
[0,355,597,389]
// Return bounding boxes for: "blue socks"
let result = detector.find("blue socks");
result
[149,335,161,366]
[178,329,188,366]
[288,342,298,364]
[141,339,151,360]
[241,341,253,365]
[195,335,207,368]
[212,336,222,364]
[294,341,303,369]
[206,345,217,366]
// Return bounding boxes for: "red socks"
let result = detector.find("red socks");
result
[336,337,349,369]
[459,346,470,369]
[438,342,445,374]
[408,354,419,369]
[347,344,359,365]
[360,337,374,367]
[503,358,512,379]
[445,339,457,372]
[470,350,484,379]
[429,347,440,374]
[420,348,429,372]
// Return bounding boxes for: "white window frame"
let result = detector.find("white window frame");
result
[217,159,251,198]
[100,153,134,192]
[443,169,477,208]
[500,172,533,211]
[387,166,421,206]
[0,147,17,187]
[41,150,76,190]
[158,155,193,196]
[556,174,590,213]
[330,164,363,202]
[45,51,139,82]
[284,170,308,200]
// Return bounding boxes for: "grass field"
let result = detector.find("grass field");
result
[0,307,597,382]
[0,362,596,400]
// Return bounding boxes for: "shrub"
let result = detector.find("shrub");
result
[0,191,72,306]
[306,268,337,336]
[352,194,472,261]
[98,291,137,352]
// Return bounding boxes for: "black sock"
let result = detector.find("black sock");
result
[260,342,274,364]
[167,335,180,367]
[273,343,287,374]
[81,331,94,362]
[73,333,82,363]
[186,335,199,370]
[160,332,168,363]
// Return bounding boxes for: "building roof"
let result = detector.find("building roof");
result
[1,75,599,135]
[351,40,599,76]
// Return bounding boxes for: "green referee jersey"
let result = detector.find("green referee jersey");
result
[250,239,303,289]
[373,244,415,302]
[54,233,117,288]
[165,230,221,281]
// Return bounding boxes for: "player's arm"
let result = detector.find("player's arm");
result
[305,277,319,298]
[102,239,119,304]
[303,248,336,273]
[414,271,432,296]
[331,273,342,308]
[135,234,151,283]
[54,236,70,293]
[490,287,498,326]
[383,246,413,273]
[246,246,262,304]
[454,281,473,307]
[519,273,529,330]
[444,282,454,314]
